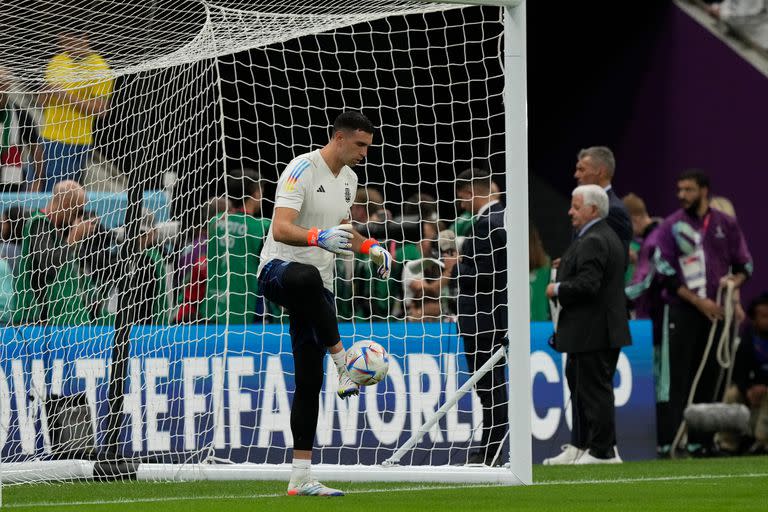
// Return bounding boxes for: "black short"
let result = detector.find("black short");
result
[258,259,337,350]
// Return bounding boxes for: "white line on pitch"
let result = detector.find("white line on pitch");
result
[3,472,767,509]
[533,472,768,486]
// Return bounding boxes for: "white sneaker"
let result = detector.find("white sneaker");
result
[542,444,584,465]
[337,369,360,399]
[287,480,345,496]
[575,447,623,465]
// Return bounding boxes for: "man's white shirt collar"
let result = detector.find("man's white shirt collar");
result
[476,200,500,218]
[578,218,601,238]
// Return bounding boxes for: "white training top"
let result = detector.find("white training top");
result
[258,149,358,291]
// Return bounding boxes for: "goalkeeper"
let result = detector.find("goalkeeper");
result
[257,111,391,497]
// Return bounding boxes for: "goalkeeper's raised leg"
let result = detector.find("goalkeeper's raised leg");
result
[256,111,392,496]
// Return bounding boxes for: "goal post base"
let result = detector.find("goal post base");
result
[1,461,525,485]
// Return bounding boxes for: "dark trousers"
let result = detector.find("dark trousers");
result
[259,259,339,451]
[463,334,508,464]
[566,348,620,458]
[659,302,724,447]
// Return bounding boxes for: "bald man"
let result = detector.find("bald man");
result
[14,180,95,324]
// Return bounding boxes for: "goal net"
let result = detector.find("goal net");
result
[0,0,519,489]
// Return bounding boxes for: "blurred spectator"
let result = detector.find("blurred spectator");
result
[574,146,632,263]
[132,209,168,324]
[402,192,438,223]
[403,257,443,321]
[350,186,388,227]
[454,168,507,466]
[0,205,23,323]
[452,181,501,238]
[706,0,764,20]
[203,168,271,324]
[174,196,228,323]
[709,195,746,323]
[437,229,458,317]
[0,249,13,324]
[13,180,94,324]
[653,170,753,456]
[78,210,119,323]
[0,68,44,192]
[39,31,112,191]
[716,293,768,455]
[400,220,440,316]
[621,191,664,335]
[175,195,229,287]
[0,205,29,275]
[623,193,663,281]
[389,193,439,317]
[623,193,662,251]
[400,229,458,322]
[336,186,391,321]
[529,225,551,322]
[622,193,666,448]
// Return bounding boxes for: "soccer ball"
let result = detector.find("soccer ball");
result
[345,340,390,386]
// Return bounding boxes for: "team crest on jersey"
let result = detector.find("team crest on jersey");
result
[345,182,351,203]
[714,225,726,239]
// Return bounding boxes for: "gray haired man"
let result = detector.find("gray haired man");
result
[544,184,632,465]
[574,147,632,262]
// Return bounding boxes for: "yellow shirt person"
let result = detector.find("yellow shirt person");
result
[42,52,112,145]
[36,33,112,192]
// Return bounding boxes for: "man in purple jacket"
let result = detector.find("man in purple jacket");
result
[653,170,752,456]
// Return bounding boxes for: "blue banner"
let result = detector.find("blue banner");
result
[0,321,655,464]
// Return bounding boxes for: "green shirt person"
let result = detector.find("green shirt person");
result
[14,181,93,325]
[335,253,391,321]
[127,210,169,325]
[529,225,551,322]
[203,168,273,324]
[338,186,391,320]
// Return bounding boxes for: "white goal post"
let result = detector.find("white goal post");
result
[0,0,531,492]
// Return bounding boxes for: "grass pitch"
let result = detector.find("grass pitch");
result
[3,456,766,511]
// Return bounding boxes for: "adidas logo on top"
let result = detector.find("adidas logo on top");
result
[317,185,326,193]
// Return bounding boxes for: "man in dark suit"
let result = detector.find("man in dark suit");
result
[454,168,508,466]
[574,146,632,263]
[544,184,632,465]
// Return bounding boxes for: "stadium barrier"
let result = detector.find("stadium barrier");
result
[0,191,169,230]
[0,321,655,466]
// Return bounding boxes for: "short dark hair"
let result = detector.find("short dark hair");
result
[227,167,261,208]
[456,167,493,193]
[747,293,768,319]
[333,111,375,135]
[403,192,437,220]
[677,169,710,190]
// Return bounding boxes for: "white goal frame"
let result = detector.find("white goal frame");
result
[0,0,531,490]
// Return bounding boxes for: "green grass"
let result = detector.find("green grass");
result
[3,456,767,511]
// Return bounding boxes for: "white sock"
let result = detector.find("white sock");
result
[289,458,311,487]
[330,349,346,373]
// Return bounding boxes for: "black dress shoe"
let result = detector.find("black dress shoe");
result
[746,442,768,456]
[465,451,486,465]
[465,450,502,466]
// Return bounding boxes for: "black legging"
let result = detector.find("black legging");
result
[260,261,340,451]
[291,341,326,450]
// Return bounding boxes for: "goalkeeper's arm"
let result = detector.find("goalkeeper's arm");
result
[344,218,391,279]
[272,207,353,254]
